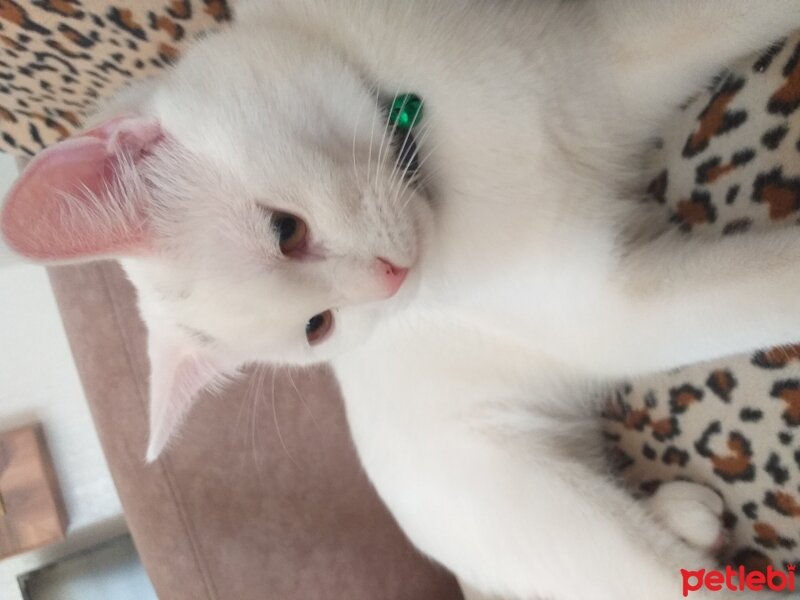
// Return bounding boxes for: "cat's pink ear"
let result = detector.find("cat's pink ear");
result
[1,116,162,262]
[145,327,236,462]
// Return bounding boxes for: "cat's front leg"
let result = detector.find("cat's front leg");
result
[365,414,732,600]
[645,481,727,554]
[462,477,730,600]
[338,363,722,600]
[589,0,800,126]
[577,227,800,377]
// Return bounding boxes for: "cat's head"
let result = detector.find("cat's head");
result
[0,26,432,459]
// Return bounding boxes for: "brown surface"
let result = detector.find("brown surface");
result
[0,424,68,559]
[47,261,462,600]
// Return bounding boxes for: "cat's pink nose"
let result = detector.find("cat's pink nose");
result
[377,258,409,297]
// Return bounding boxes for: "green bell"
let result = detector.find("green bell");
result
[389,93,424,130]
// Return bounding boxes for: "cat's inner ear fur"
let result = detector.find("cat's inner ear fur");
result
[145,322,238,462]
[0,115,162,262]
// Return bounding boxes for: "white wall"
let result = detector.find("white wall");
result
[0,154,21,266]
[0,153,124,599]
[0,263,121,527]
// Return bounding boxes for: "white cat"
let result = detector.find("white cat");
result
[3,2,800,598]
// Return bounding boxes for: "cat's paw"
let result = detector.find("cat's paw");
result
[646,481,726,554]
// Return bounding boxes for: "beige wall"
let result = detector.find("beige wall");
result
[0,153,20,266]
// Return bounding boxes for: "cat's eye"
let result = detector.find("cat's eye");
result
[306,310,333,344]
[272,212,307,255]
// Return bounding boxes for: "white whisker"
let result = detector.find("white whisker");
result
[366,83,381,189]
[396,124,442,211]
[388,104,430,210]
[250,365,267,480]
[271,367,300,467]
[287,367,319,428]
[387,131,415,201]
[352,81,376,188]
[375,83,402,189]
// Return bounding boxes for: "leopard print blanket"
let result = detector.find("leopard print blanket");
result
[1,0,799,579]
[0,0,230,156]
[605,32,800,574]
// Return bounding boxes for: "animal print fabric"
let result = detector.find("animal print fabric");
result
[605,32,800,574]
[0,0,232,156]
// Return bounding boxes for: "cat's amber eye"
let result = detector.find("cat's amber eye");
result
[272,212,307,255]
[306,310,333,344]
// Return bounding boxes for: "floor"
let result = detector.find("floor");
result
[20,536,157,600]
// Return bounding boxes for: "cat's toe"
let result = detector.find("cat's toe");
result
[646,480,726,553]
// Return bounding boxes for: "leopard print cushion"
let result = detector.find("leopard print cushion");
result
[605,32,800,574]
[0,0,232,156]
[2,0,800,578]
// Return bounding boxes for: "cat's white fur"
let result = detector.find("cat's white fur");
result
[4,1,800,598]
